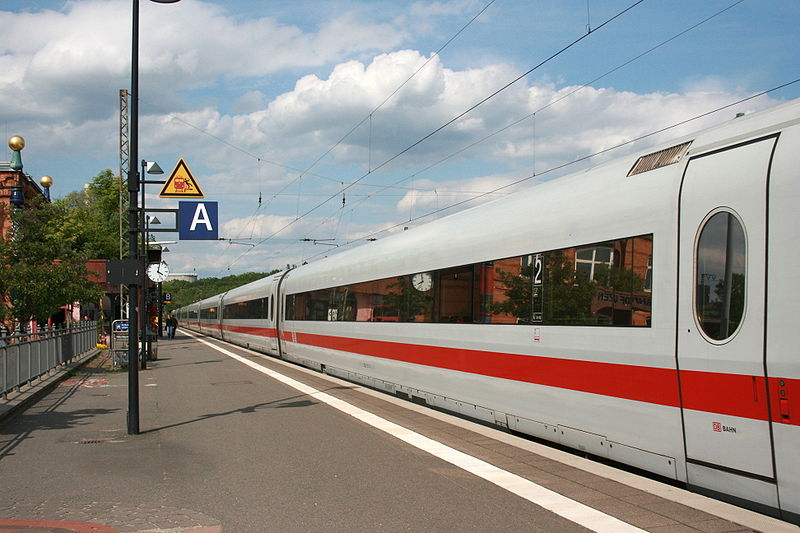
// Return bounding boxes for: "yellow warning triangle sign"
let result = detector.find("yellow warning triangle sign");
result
[159,159,205,198]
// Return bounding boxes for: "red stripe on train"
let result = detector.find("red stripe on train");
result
[219,324,278,337]
[187,323,797,426]
[292,331,680,406]
[282,330,798,426]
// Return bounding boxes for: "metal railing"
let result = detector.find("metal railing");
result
[1,321,98,399]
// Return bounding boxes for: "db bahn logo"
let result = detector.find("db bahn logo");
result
[712,421,737,433]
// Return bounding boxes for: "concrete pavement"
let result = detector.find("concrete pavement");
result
[1,329,797,532]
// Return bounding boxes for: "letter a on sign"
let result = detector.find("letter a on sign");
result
[179,201,218,240]
[160,159,205,198]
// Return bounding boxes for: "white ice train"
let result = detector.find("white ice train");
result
[178,98,800,523]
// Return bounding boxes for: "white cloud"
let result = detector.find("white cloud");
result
[2,0,792,279]
[0,0,407,165]
[232,91,266,113]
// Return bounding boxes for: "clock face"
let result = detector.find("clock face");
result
[411,272,433,292]
[146,261,169,282]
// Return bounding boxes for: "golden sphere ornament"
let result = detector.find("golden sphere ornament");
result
[8,136,25,151]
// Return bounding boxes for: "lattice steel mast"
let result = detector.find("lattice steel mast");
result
[119,89,130,318]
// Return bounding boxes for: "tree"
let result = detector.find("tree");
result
[163,271,279,314]
[491,251,598,324]
[383,276,432,322]
[491,263,535,323]
[543,251,597,324]
[0,197,101,324]
[50,169,126,260]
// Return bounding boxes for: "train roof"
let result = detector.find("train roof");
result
[283,97,800,293]
[222,271,285,303]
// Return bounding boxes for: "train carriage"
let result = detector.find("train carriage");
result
[178,98,800,523]
[196,294,223,338]
[218,273,284,355]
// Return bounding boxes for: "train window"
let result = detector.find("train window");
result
[435,266,474,323]
[200,307,217,319]
[299,289,331,321]
[482,236,652,326]
[695,211,746,341]
[222,298,268,320]
[329,287,357,321]
[287,234,652,327]
[484,256,536,324]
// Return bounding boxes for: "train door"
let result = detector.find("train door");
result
[275,269,294,359]
[268,291,278,353]
[677,135,779,507]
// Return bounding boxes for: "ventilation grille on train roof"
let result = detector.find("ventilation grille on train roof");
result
[627,141,692,176]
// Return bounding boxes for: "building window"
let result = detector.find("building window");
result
[575,246,613,282]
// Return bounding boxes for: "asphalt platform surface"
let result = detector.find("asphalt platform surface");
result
[1,329,798,533]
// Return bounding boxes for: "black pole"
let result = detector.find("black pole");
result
[158,282,164,338]
[126,0,181,435]
[127,0,140,435]
[140,159,148,371]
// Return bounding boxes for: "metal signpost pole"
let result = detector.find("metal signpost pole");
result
[127,0,141,435]
[140,159,148,371]
[127,0,181,435]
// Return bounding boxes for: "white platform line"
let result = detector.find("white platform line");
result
[187,332,646,533]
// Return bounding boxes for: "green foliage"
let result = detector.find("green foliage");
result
[51,169,126,260]
[163,271,280,313]
[490,252,598,324]
[593,263,645,293]
[490,263,534,322]
[0,197,102,323]
[383,276,433,322]
[543,251,597,324]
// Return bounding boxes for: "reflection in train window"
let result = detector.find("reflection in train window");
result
[576,246,614,281]
[435,266,474,323]
[223,298,268,320]
[695,211,746,341]
[286,233,653,327]
[487,235,652,326]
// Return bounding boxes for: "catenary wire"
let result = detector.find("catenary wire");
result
[255,0,498,215]
[220,0,648,272]
[309,0,747,229]
[299,78,800,264]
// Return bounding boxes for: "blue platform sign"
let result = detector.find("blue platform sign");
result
[179,201,218,240]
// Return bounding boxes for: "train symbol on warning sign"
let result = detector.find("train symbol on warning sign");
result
[172,176,194,193]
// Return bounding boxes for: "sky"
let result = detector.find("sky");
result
[1,0,798,279]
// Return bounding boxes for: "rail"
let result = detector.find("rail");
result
[1,321,98,399]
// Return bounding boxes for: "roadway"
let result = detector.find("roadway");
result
[1,329,796,532]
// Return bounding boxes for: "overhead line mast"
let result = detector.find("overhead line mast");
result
[119,89,130,318]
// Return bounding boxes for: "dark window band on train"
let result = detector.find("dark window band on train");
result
[287,234,653,327]
[200,306,218,319]
[223,297,270,320]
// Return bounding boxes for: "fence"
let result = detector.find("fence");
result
[1,321,98,399]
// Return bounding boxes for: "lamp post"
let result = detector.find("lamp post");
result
[128,0,181,436]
